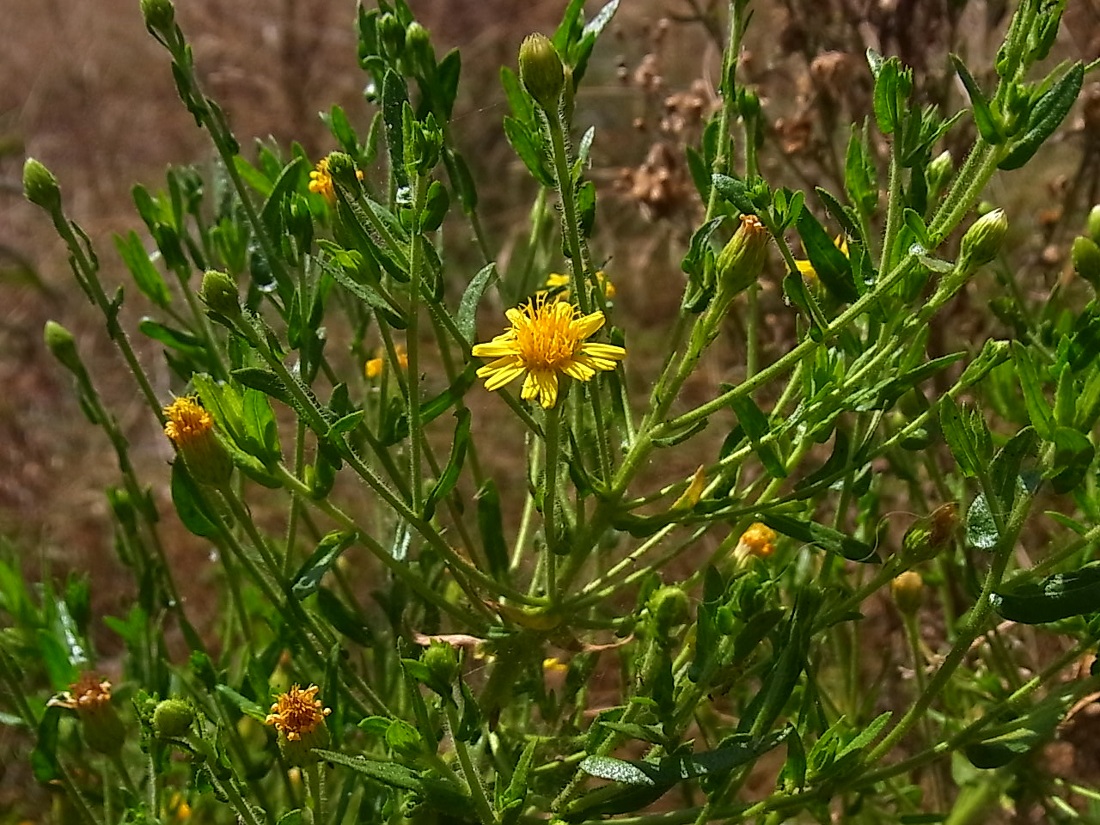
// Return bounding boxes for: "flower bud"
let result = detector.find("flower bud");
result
[199,270,240,318]
[1072,236,1100,292]
[647,585,690,634]
[715,214,770,299]
[23,158,62,214]
[378,13,406,60]
[324,152,361,192]
[519,34,565,112]
[140,0,175,34]
[1087,205,1100,244]
[152,699,195,738]
[163,396,234,486]
[891,571,923,615]
[902,503,958,563]
[733,522,778,563]
[959,208,1007,270]
[423,641,460,688]
[404,22,435,79]
[44,321,84,375]
[927,150,953,194]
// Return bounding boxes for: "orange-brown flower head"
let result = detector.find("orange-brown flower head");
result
[163,396,233,486]
[715,214,770,298]
[265,684,331,742]
[734,522,777,561]
[472,299,626,409]
[49,673,125,755]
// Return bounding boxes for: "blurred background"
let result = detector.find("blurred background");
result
[1,0,1098,819]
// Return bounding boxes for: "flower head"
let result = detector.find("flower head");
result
[48,673,125,755]
[735,522,777,560]
[49,672,114,714]
[164,396,233,486]
[366,344,408,380]
[542,270,616,301]
[265,684,331,742]
[309,157,364,204]
[472,299,626,409]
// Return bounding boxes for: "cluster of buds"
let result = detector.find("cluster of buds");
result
[1072,205,1100,291]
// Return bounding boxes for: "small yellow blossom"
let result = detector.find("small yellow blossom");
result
[166,792,192,821]
[543,657,569,673]
[163,396,232,485]
[265,684,331,742]
[735,522,777,560]
[472,299,626,409]
[365,344,408,379]
[543,270,616,301]
[308,157,364,203]
[795,235,848,283]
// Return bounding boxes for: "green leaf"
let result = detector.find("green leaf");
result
[503,117,554,187]
[796,208,858,302]
[317,587,373,646]
[292,531,356,599]
[232,367,294,408]
[843,129,878,215]
[114,231,172,308]
[711,174,755,214]
[170,461,219,538]
[989,427,1036,514]
[424,409,471,520]
[323,252,408,330]
[1012,342,1054,440]
[940,397,991,478]
[215,685,266,721]
[872,57,900,134]
[313,749,423,790]
[458,263,497,344]
[729,395,786,478]
[1048,426,1094,494]
[949,55,1003,144]
[259,157,305,238]
[383,70,410,188]
[31,705,62,783]
[999,62,1084,170]
[500,66,534,124]
[759,512,878,563]
[436,48,462,119]
[991,564,1100,624]
[476,480,509,582]
[965,493,1000,550]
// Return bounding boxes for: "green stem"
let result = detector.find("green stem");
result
[444,701,498,825]
[407,172,429,512]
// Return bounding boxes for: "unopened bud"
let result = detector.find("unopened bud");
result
[903,503,958,562]
[1087,205,1100,244]
[199,270,240,318]
[648,585,690,633]
[140,0,175,33]
[23,158,61,214]
[152,699,195,738]
[324,152,360,192]
[423,641,460,688]
[44,321,83,375]
[378,13,406,60]
[715,214,770,298]
[928,150,953,193]
[404,23,435,79]
[1073,236,1100,291]
[891,571,923,615]
[519,34,565,112]
[959,208,1007,270]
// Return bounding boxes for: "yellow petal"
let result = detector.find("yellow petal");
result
[571,311,605,338]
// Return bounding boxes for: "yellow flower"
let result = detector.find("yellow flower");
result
[472,299,626,409]
[308,157,364,204]
[795,235,848,283]
[365,344,408,379]
[265,684,331,742]
[735,522,777,560]
[543,270,616,301]
[163,396,232,486]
